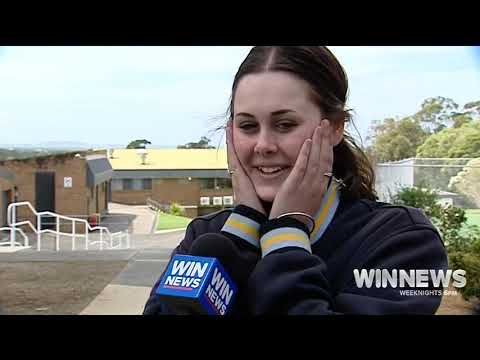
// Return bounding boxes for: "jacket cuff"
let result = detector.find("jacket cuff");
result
[221,205,267,248]
[259,217,311,257]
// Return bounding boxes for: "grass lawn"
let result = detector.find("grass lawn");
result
[156,212,192,231]
[459,209,480,237]
[465,209,480,227]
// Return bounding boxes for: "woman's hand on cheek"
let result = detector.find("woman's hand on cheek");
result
[269,119,333,222]
[226,121,266,215]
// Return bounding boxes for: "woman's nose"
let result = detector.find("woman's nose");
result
[253,129,278,156]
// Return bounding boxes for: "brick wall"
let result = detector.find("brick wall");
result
[0,177,13,192]
[111,190,152,205]
[110,178,234,217]
[0,155,89,233]
[0,180,13,227]
[151,179,200,206]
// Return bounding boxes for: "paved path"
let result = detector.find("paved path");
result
[105,203,158,234]
[79,232,184,315]
[2,202,187,315]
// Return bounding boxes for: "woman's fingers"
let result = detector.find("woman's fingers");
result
[319,120,334,173]
[304,119,332,183]
[283,137,311,187]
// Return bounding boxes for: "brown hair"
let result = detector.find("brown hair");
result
[227,46,377,201]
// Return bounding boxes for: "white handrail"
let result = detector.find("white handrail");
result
[0,227,29,247]
[6,201,129,251]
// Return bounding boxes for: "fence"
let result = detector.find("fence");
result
[375,157,480,209]
[0,201,130,251]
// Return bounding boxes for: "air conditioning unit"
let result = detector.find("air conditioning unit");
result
[213,197,222,206]
[223,196,233,206]
[200,197,210,206]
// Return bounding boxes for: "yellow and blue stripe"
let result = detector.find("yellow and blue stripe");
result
[221,212,261,248]
[260,227,311,257]
[310,181,341,245]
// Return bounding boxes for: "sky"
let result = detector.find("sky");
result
[0,46,479,149]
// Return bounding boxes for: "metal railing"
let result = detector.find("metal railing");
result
[0,227,29,247]
[5,201,130,251]
[146,198,170,212]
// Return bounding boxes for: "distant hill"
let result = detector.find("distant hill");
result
[0,148,73,161]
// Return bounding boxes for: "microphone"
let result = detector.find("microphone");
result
[155,233,241,315]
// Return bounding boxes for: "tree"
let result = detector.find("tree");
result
[464,100,480,117]
[126,139,151,149]
[416,121,480,158]
[368,116,428,162]
[368,97,480,162]
[413,96,460,134]
[177,136,215,149]
[449,158,480,207]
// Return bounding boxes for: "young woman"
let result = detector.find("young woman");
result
[144,46,448,315]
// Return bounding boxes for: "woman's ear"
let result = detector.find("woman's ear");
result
[332,120,344,146]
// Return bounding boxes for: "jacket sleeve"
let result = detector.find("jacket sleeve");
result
[247,212,449,315]
[143,205,266,315]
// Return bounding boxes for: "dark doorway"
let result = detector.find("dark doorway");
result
[1,190,8,227]
[105,181,110,210]
[95,185,99,213]
[35,172,55,229]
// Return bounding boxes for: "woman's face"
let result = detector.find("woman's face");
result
[232,71,338,202]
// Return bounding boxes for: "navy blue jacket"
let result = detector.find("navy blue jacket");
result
[143,197,448,315]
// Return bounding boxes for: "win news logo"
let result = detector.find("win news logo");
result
[157,255,237,315]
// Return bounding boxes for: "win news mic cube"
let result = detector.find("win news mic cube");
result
[156,254,238,315]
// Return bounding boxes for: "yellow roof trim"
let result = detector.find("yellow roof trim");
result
[108,149,228,170]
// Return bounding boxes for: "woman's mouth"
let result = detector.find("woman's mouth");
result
[254,166,290,178]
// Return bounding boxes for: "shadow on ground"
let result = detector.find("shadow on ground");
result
[100,212,137,233]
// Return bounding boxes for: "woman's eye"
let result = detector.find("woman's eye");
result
[277,122,296,131]
[238,123,257,131]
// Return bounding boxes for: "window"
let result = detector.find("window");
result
[123,179,134,191]
[111,179,152,191]
[143,179,152,190]
[223,196,233,206]
[199,178,232,190]
[111,179,123,191]
[216,178,232,189]
[199,178,215,189]
[131,179,144,191]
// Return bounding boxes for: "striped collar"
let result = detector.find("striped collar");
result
[310,180,341,245]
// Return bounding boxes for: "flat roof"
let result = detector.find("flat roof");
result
[108,149,228,170]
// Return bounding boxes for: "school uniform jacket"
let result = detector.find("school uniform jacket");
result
[143,183,448,315]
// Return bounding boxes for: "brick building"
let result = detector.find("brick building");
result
[0,152,113,232]
[109,149,233,218]
[0,168,15,227]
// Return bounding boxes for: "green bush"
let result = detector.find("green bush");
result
[448,250,480,300]
[390,185,439,218]
[169,202,185,217]
[392,185,480,301]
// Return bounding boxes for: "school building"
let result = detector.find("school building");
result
[0,152,113,232]
[0,168,15,227]
[108,148,233,218]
